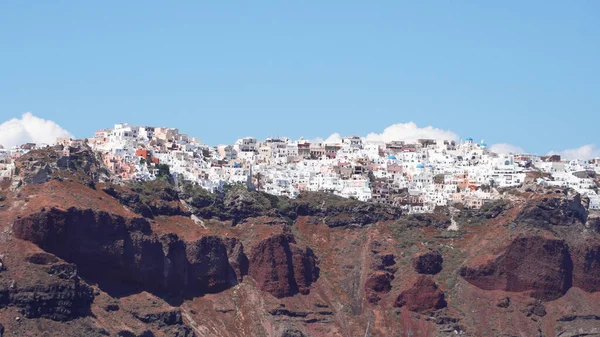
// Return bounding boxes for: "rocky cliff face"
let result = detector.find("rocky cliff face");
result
[1,148,600,337]
[248,234,319,298]
[572,239,600,292]
[460,236,573,300]
[515,191,588,229]
[13,207,246,300]
[15,144,108,187]
[459,193,600,302]
[0,260,94,321]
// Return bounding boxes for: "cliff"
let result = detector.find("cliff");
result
[0,148,599,337]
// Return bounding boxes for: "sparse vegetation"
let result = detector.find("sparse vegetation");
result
[455,199,510,227]
[156,164,171,179]
[101,179,184,218]
[436,245,467,301]
[387,217,427,249]
[131,179,178,204]
[179,181,294,223]
[436,230,466,239]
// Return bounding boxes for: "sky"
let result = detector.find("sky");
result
[0,1,599,158]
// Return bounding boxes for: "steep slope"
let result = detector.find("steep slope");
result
[0,148,599,337]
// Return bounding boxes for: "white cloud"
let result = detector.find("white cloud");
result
[489,143,525,154]
[308,133,342,144]
[364,122,458,143]
[323,133,342,144]
[317,122,459,145]
[547,144,600,160]
[0,112,73,148]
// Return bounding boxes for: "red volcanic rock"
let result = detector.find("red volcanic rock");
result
[515,192,587,229]
[8,156,600,336]
[13,206,151,248]
[365,271,394,304]
[0,261,95,321]
[571,239,600,292]
[248,234,319,298]
[371,253,396,272]
[413,249,443,275]
[459,236,573,300]
[184,236,248,292]
[394,275,446,312]
[225,237,250,283]
[13,207,247,298]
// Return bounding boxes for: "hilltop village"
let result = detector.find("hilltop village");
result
[1,122,599,213]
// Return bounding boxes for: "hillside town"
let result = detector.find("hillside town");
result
[1,123,600,213]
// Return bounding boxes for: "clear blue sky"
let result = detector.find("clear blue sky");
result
[1,1,598,153]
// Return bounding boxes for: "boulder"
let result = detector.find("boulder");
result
[365,271,394,304]
[281,328,306,337]
[413,250,443,275]
[394,275,446,312]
